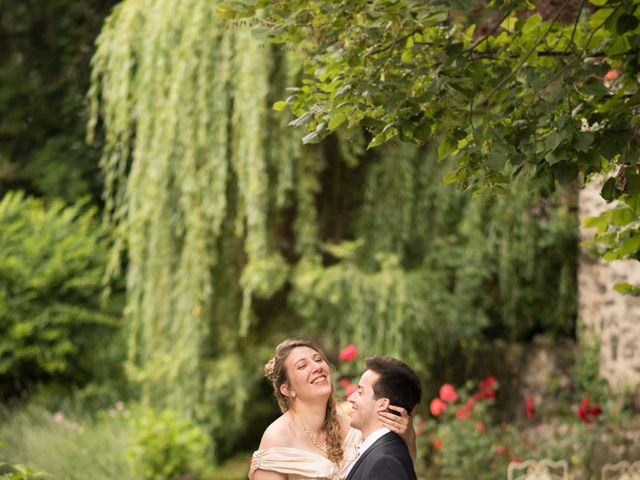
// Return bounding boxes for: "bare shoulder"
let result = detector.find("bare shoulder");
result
[258,415,294,449]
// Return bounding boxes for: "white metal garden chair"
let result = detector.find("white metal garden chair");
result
[601,460,640,480]
[507,459,569,480]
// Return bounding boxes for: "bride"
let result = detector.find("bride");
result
[249,339,416,480]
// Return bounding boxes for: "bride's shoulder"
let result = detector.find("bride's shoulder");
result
[258,415,294,449]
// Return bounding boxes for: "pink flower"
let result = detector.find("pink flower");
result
[429,398,447,416]
[339,344,357,361]
[525,396,535,419]
[475,420,485,433]
[346,384,358,398]
[340,377,350,389]
[439,384,459,403]
[433,438,442,450]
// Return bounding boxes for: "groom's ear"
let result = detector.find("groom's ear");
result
[376,397,390,412]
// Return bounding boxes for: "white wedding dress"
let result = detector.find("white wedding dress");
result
[249,427,362,480]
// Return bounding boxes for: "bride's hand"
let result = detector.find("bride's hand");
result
[377,405,413,438]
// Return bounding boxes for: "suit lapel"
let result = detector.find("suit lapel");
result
[346,432,399,480]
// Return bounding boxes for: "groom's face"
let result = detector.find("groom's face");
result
[348,369,386,434]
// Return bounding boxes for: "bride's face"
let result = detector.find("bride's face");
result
[282,346,332,401]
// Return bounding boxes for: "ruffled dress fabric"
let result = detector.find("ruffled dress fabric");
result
[249,427,362,480]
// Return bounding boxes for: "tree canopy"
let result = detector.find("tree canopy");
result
[221,0,640,279]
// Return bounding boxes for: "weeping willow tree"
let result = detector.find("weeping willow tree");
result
[88,0,304,454]
[89,0,577,457]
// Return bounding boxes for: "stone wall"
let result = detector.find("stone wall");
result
[578,180,640,391]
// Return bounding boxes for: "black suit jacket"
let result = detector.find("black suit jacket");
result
[346,431,417,480]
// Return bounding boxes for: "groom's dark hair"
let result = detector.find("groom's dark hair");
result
[365,356,422,413]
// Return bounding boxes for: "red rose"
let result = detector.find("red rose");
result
[339,344,357,361]
[439,384,459,403]
[474,376,497,401]
[433,438,442,450]
[577,405,589,423]
[455,407,472,419]
[479,376,496,389]
[455,399,474,420]
[473,388,496,401]
[340,377,350,389]
[577,396,602,424]
[429,398,447,416]
[525,396,535,419]
[475,420,485,433]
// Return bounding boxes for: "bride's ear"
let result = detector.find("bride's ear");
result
[280,383,293,398]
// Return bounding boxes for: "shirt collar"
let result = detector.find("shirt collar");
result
[359,427,391,456]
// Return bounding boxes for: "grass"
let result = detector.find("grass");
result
[0,404,137,480]
[210,454,251,480]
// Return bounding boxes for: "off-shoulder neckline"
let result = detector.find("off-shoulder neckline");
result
[253,446,332,461]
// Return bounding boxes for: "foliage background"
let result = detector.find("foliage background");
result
[3,0,639,479]
[0,192,122,399]
[86,0,579,460]
[0,1,118,201]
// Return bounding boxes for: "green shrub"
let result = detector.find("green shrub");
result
[0,442,41,480]
[0,465,39,480]
[127,408,213,480]
[0,461,46,480]
[0,191,122,396]
[418,375,640,479]
[418,378,513,480]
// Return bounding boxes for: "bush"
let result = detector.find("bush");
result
[127,408,213,480]
[0,191,122,396]
[0,442,43,480]
[417,375,639,480]
[0,464,40,480]
[418,377,514,480]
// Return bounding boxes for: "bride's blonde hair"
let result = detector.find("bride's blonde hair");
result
[264,339,344,464]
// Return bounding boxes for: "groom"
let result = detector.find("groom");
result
[346,356,421,480]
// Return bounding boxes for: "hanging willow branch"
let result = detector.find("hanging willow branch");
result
[88,0,299,442]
